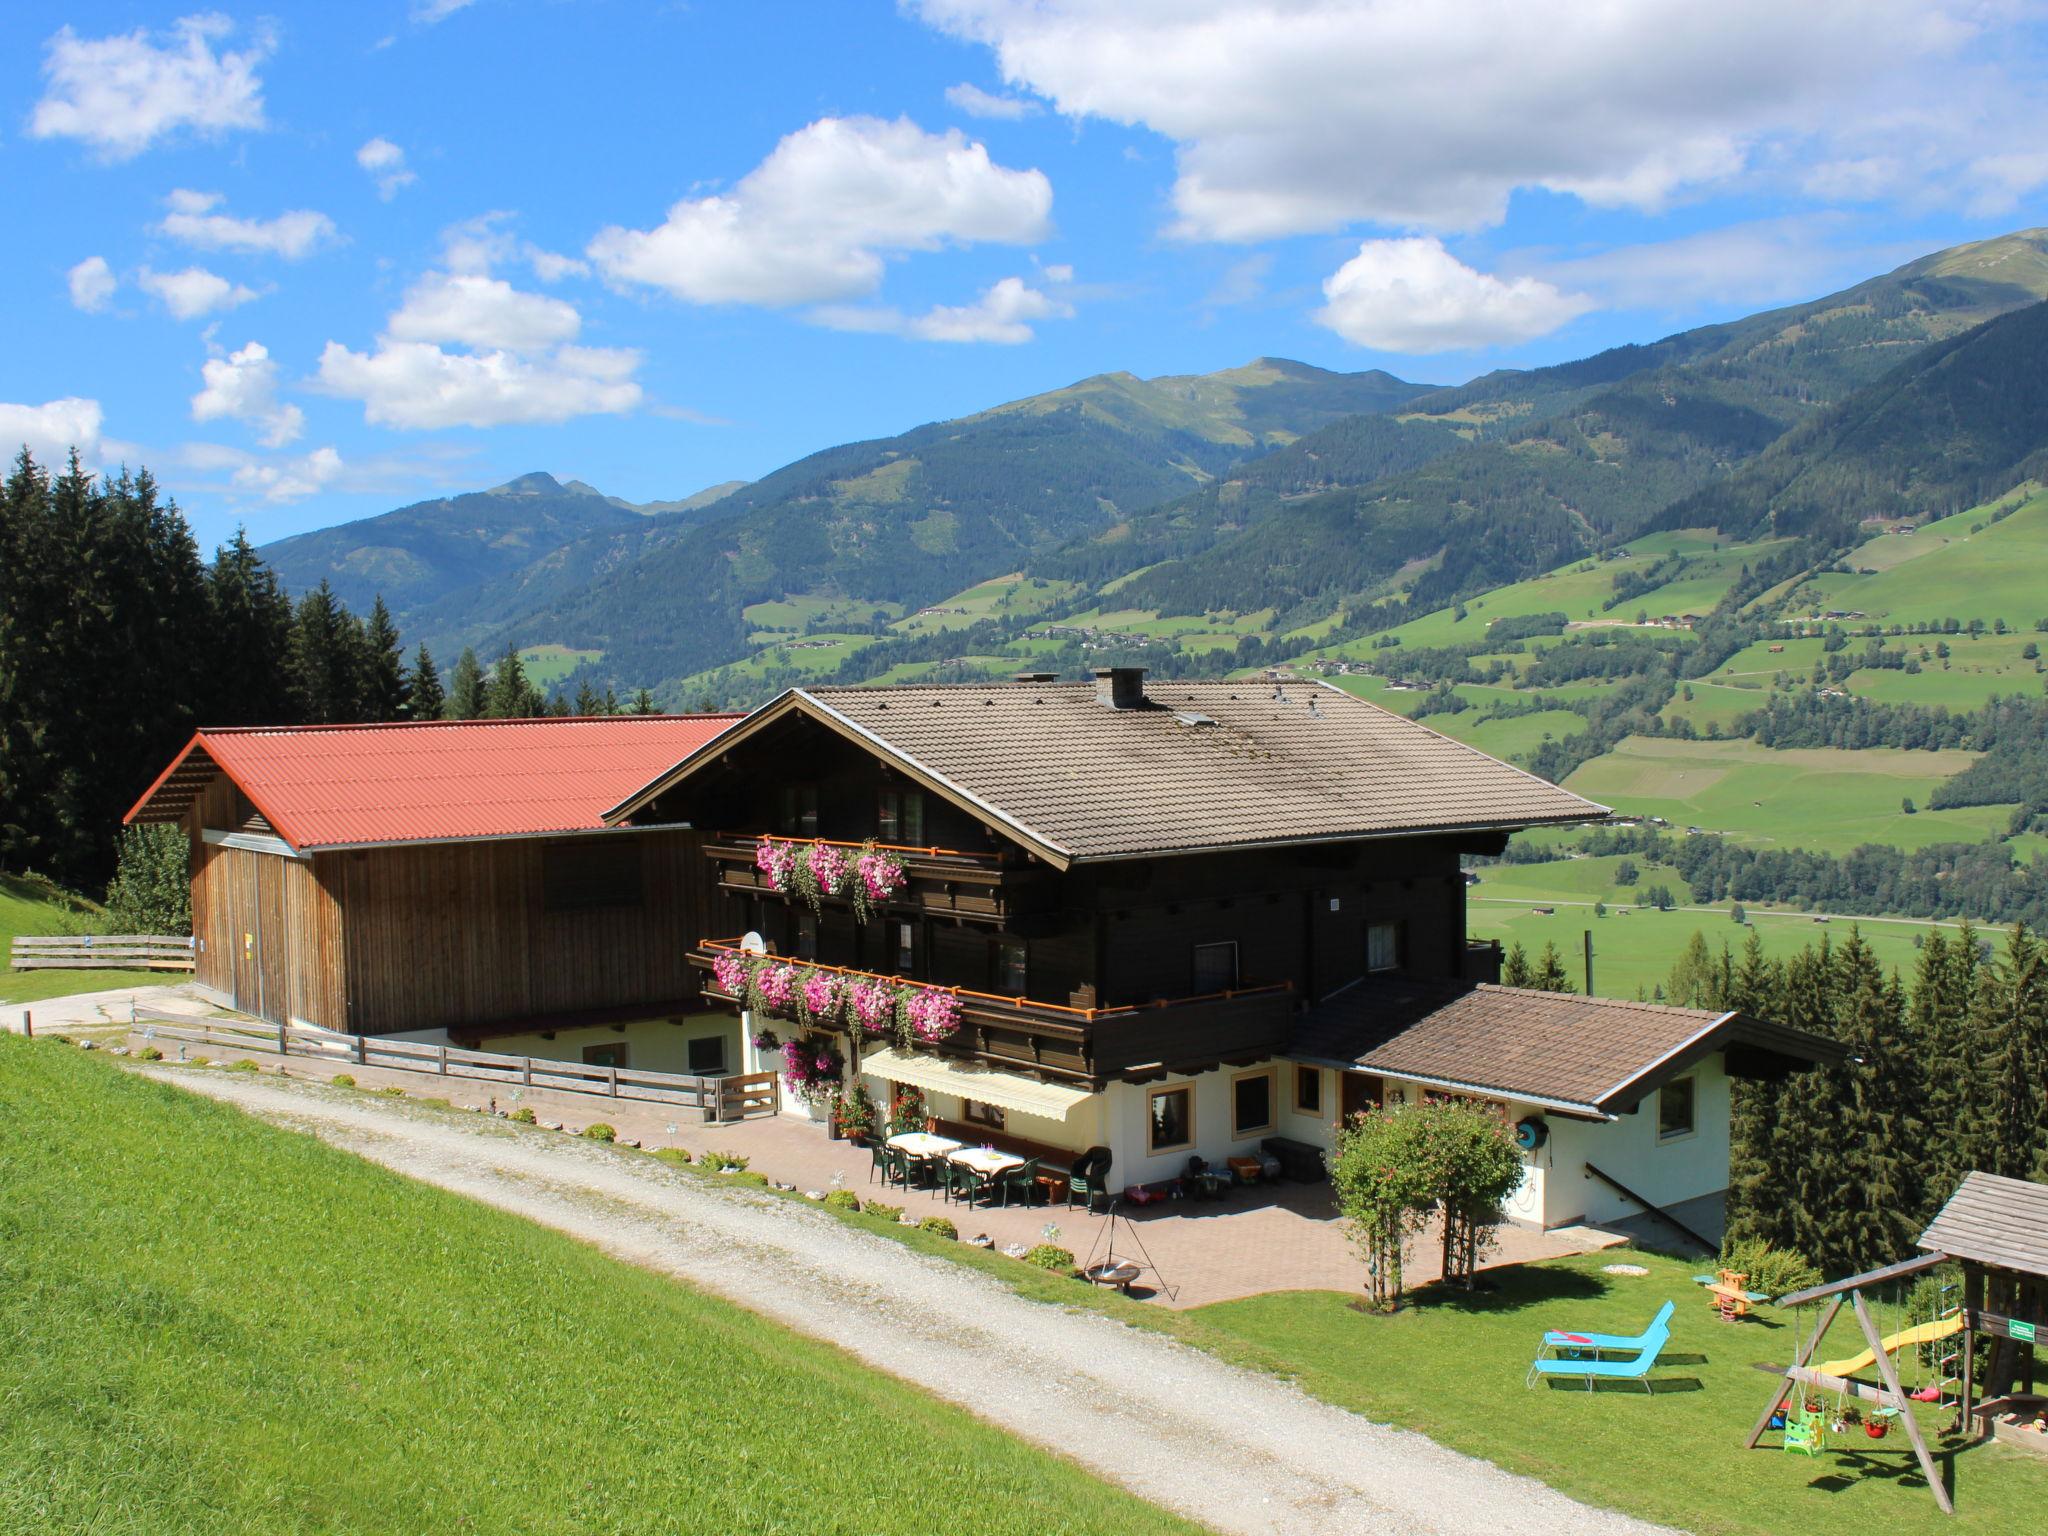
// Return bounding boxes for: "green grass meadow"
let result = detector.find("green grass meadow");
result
[0,873,160,1006]
[0,1039,1200,1536]
[1188,1250,2047,1536]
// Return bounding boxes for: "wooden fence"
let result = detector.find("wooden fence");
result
[11,935,196,972]
[129,1012,779,1122]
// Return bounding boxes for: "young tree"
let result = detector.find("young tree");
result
[446,647,486,720]
[1665,930,1715,1008]
[1615,858,1640,886]
[360,596,409,721]
[1531,941,1575,993]
[102,823,191,934]
[407,644,445,721]
[572,679,601,716]
[485,643,541,718]
[1500,942,1532,988]
[629,688,658,715]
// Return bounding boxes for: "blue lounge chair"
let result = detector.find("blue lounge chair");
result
[1527,1315,1672,1391]
[1540,1300,1676,1358]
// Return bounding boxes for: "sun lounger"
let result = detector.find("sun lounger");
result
[1527,1315,1672,1391]
[1541,1300,1675,1357]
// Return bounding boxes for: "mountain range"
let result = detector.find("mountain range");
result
[259,228,2048,703]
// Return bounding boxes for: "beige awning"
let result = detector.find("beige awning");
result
[858,1047,1093,1123]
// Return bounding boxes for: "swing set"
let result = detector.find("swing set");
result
[1746,1252,1959,1515]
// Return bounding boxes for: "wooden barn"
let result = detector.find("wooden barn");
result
[124,715,743,1075]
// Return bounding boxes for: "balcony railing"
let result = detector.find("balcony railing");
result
[703,832,1052,923]
[690,938,1292,1086]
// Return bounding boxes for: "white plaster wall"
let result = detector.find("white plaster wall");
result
[1103,1056,1307,1190]
[1535,1054,1732,1229]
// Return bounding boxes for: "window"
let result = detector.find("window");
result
[686,1034,727,1075]
[1147,1086,1193,1153]
[543,839,645,912]
[795,910,818,961]
[1366,921,1401,972]
[1192,940,1239,993]
[963,1099,1007,1131]
[1658,1077,1696,1141]
[877,787,925,845]
[582,1042,628,1068]
[991,937,1028,995]
[1294,1064,1322,1116]
[895,920,917,975]
[1232,1069,1276,1139]
[779,784,818,836]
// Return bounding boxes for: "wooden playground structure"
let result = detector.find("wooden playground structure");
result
[1747,1172,2048,1516]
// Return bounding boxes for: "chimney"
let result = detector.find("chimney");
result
[1012,671,1058,683]
[1093,666,1148,710]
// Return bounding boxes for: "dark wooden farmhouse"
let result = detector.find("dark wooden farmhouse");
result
[606,669,1843,1235]
[124,714,743,1075]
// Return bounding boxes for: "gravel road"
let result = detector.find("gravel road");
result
[157,1067,1674,1536]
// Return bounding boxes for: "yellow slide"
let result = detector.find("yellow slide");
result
[1817,1313,1962,1378]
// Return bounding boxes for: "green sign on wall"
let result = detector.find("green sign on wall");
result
[2012,1318,2038,1344]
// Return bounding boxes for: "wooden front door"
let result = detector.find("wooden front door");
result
[1340,1071,1383,1122]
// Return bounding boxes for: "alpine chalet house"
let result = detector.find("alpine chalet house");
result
[124,714,743,1075]
[607,670,1842,1240]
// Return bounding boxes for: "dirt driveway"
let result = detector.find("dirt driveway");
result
[155,1068,1670,1536]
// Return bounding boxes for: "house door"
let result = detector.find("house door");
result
[1340,1071,1383,1121]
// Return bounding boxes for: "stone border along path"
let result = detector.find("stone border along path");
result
[150,1066,1671,1536]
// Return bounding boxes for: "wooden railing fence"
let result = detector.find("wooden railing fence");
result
[128,1011,778,1122]
[11,935,196,972]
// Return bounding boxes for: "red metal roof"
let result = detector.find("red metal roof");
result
[126,716,740,850]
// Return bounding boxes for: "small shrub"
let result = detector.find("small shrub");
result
[701,1149,750,1172]
[650,1146,692,1166]
[1718,1237,1822,1300]
[189,1055,209,1067]
[823,1190,860,1213]
[330,1073,355,1088]
[509,1106,536,1124]
[919,1216,957,1240]
[137,1046,163,1062]
[228,1059,260,1073]
[864,1201,901,1222]
[375,1085,407,1098]
[582,1122,617,1143]
[417,1096,450,1109]
[1022,1244,1076,1273]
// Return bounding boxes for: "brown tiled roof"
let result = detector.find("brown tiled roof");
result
[1919,1171,2048,1278]
[610,678,1602,863]
[1290,974,1845,1116]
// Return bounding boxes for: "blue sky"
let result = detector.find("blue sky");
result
[10,2,2048,552]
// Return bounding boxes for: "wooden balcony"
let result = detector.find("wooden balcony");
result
[690,940,1293,1088]
[703,833,1055,925]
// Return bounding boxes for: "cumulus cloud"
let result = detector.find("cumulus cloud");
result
[138,265,260,321]
[387,271,581,352]
[315,339,641,430]
[1314,238,1592,352]
[526,246,590,282]
[945,82,1040,120]
[31,13,270,160]
[813,275,1072,344]
[157,189,338,260]
[229,444,345,503]
[68,256,117,313]
[191,341,304,447]
[588,115,1051,307]
[0,397,105,465]
[356,137,416,200]
[913,0,2045,238]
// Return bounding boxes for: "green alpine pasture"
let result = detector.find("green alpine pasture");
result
[1786,489,2048,629]
[0,1039,1200,1536]
[516,643,604,689]
[0,873,160,1006]
[1189,1249,2048,1536]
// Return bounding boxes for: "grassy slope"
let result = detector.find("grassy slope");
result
[1190,1249,2046,1536]
[0,874,160,1006]
[1785,488,2048,627]
[0,1039,1200,1536]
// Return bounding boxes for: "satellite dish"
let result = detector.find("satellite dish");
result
[740,931,767,956]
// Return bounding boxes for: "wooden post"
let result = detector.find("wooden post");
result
[277,1021,288,1056]
[355,1031,367,1066]
[521,1055,532,1088]
[1746,1293,1844,1447]
[1962,1265,1981,1437]
[21,1011,30,1038]
[438,1044,448,1076]
[1853,1289,1953,1516]
[608,1065,618,1098]
[1583,929,1594,995]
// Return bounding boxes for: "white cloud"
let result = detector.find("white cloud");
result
[388,271,581,352]
[31,13,270,160]
[439,211,517,275]
[157,189,337,260]
[413,0,477,22]
[232,444,345,503]
[357,137,416,200]
[914,1,2045,238]
[191,341,304,447]
[68,256,117,313]
[526,245,590,282]
[589,115,1052,307]
[0,397,105,465]
[1314,238,1592,352]
[945,82,1040,120]
[138,265,260,321]
[813,275,1071,344]
[315,339,641,430]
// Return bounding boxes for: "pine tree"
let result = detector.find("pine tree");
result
[360,596,409,721]
[485,643,540,719]
[290,582,359,724]
[447,648,486,720]
[1531,942,1574,993]
[1972,926,2048,1183]
[1825,932,1921,1274]
[573,679,601,716]
[629,689,658,715]
[601,686,620,716]
[1500,942,1532,987]
[1665,930,1715,1008]
[204,529,297,726]
[408,644,445,721]
[549,692,573,717]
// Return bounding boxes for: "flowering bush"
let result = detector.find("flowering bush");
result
[750,1028,779,1052]
[798,968,843,1029]
[781,1037,842,1103]
[753,838,797,891]
[853,840,906,919]
[712,949,752,998]
[755,962,798,1015]
[904,986,961,1044]
[807,840,847,893]
[848,977,897,1035]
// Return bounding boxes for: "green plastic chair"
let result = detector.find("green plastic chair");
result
[1067,1147,1111,1211]
[1782,1403,1826,1457]
[999,1158,1042,1207]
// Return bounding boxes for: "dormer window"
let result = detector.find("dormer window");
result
[878,787,924,846]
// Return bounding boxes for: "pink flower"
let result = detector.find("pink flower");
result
[857,849,906,902]
[712,950,750,997]
[905,987,960,1044]
[757,963,797,1014]
[754,838,796,891]
[800,969,842,1024]
[849,979,895,1035]
[807,841,848,895]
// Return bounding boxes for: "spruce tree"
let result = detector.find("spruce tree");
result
[1825,932,1921,1274]
[289,582,358,724]
[629,688,658,715]
[1665,930,1714,1008]
[485,643,540,719]
[602,685,620,716]
[205,529,296,726]
[361,596,409,721]
[1532,942,1575,993]
[1972,926,2048,1183]
[447,648,486,720]
[1500,942,1532,988]
[408,644,445,721]
[573,679,601,716]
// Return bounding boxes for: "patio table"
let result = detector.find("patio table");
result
[949,1146,1026,1177]
[886,1132,963,1159]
